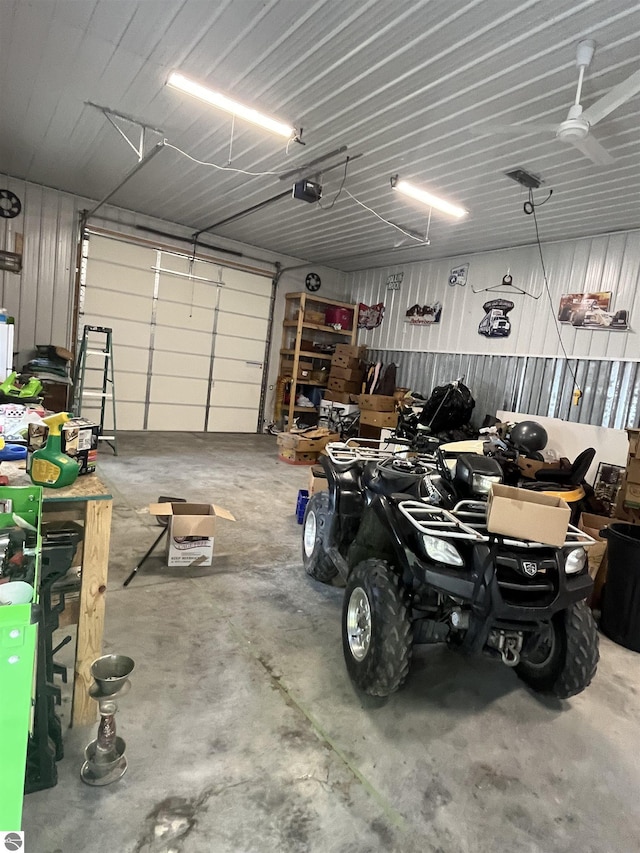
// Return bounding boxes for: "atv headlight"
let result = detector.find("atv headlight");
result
[565,548,587,575]
[422,534,464,567]
[472,474,502,495]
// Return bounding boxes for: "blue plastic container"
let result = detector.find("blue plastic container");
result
[0,444,27,462]
[296,489,309,523]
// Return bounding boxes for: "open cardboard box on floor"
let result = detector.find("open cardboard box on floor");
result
[149,501,236,567]
[277,427,339,453]
[487,484,570,547]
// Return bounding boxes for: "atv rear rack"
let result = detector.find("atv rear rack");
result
[398,499,596,549]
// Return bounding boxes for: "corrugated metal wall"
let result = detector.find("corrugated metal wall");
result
[0,175,80,355]
[368,349,640,429]
[353,230,640,362]
[353,229,640,429]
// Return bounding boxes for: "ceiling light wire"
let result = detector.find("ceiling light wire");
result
[317,157,350,211]
[166,142,281,176]
[527,187,582,414]
[344,190,428,243]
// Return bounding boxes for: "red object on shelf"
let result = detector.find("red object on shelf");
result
[324,306,354,329]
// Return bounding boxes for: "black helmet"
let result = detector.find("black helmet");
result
[509,420,548,453]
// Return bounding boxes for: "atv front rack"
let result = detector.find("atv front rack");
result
[325,439,437,467]
[398,499,596,550]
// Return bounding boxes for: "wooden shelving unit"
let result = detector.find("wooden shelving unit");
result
[278,292,358,430]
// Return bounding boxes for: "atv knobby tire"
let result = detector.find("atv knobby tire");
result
[302,491,337,583]
[515,600,599,698]
[342,559,412,697]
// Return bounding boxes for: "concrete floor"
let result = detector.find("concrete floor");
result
[22,433,640,853]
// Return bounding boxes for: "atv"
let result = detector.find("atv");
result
[302,441,599,699]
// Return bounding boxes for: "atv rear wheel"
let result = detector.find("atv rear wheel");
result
[515,601,599,698]
[302,492,337,583]
[342,560,412,697]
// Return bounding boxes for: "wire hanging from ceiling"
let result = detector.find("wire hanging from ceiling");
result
[166,142,282,176]
[527,187,582,411]
[317,157,350,210]
[343,190,428,244]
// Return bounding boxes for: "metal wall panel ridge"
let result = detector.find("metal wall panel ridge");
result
[367,349,639,429]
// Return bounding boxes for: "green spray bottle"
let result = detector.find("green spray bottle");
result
[30,412,80,488]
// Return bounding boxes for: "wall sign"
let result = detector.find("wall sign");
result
[558,291,629,330]
[405,301,442,325]
[448,263,469,287]
[478,298,514,338]
[386,272,403,290]
[358,302,385,329]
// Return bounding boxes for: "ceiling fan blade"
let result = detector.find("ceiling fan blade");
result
[470,122,557,138]
[570,134,615,166]
[581,68,640,126]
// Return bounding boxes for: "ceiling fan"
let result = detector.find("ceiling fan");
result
[472,40,640,165]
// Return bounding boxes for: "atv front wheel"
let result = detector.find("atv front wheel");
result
[342,560,412,697]
[515,601,599,698]
[302,492,337,583]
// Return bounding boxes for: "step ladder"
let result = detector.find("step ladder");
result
[73,325,118,455]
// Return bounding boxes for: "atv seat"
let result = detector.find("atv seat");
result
[361,461,426,499]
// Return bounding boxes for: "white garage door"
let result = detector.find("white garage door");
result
[79,233,271,432]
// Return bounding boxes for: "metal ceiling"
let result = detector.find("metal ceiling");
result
[1,0,639,272]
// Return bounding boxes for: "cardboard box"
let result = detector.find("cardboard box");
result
[333,344,367,359]
[614,475,640,524]
[308,465,328,496]
[331,354,363,370]
[278,448,318,465]
[487,484,570,547]
[304,309,326,325]
[626,428,640,458]
[624,481,640,509]
[329,365,364,382]
[626,457,640,485]
[149,501,236,567]
[277,428,339,454]
[27,417,99,476]
[359,409,398,429]
[331,344,367,370]
[323,390,356,405]
[578,512,612,579]
[297,360,314,380]
[327,376,362,394]
[357,394,396,412]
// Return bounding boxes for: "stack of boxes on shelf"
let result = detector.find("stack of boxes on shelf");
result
[319,345,366,426]
[324,345,367,403]
[615,427,640,523]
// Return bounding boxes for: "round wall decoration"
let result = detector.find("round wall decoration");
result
[305,272,321,292]
[0,190,22,219]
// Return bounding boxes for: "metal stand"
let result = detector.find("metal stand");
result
[123,495,185,587]
[122,527,167,587]
[81,655,134,786]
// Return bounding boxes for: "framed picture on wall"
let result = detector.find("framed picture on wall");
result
[593,462,625,517]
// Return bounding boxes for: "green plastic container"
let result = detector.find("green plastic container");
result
[0,486,42,832]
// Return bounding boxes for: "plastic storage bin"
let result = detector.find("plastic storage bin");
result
[0,486,42,832]
[600,523,640,652]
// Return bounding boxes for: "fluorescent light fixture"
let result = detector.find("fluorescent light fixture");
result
[391,175,467,219]
[167,71,296,140]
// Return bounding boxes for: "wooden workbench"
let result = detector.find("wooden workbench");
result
[4,463,112,726]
